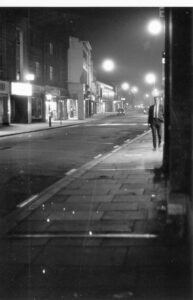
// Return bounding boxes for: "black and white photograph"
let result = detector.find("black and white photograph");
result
[0,2,192,299]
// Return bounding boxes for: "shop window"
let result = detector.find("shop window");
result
[32,96,42,120]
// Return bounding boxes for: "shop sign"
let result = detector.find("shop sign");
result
[11,82,32,96]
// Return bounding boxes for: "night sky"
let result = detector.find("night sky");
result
[5,5,165,103]
[66,7,165,102]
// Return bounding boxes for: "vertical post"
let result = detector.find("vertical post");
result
[27,96,32,123]
[49,101,52,127]
[78,84,84,120]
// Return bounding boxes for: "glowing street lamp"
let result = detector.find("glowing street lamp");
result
[25,73,35,81]
[121,82,130,91]
[129,86,138,108]
[102,59,115,72]
[131,86,138,94]
[147,19,162,35]
[152,88,160,97]
[145,73,156,85]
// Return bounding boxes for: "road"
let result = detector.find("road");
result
[0,111,147,216]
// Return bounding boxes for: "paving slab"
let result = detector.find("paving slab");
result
[102,211,147,221]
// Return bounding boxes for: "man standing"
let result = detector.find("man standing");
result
[148,96,164,151]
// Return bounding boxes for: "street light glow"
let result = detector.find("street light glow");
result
[152,88,160,97]
[25,73,35,81]
[46,94,52,100]
[145,73,156,85]
[131,86,138,94]
[121,82,130,90]
[102,59,115,72]
[147,19,162,35]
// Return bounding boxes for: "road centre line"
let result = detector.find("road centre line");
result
[8,233,158,239]
[94,154,102,159]
[17,194,39,208]
[66,168,77,175]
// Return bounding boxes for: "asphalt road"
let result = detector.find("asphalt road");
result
[0,111,148,216]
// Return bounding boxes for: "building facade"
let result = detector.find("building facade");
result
[67,37,95,119]
[96,81,115,113]
[0,9,70,125]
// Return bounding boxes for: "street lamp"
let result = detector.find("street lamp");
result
[102,59,115,72]
[121,82,130,91]
[145,73,156,87]
[131,86,138,94]
[130,86,138,108]
[46,94,52,127]
[147,19,162,35]
[25,73,35,81]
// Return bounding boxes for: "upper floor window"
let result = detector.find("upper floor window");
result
[49,42,53,55]
[49,65,53,80]
[35,61,40,79]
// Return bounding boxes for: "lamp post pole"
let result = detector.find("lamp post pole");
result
[46,94,52,127]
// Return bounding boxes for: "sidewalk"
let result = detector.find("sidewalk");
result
[0,129,191,299]
[0,113,116,137]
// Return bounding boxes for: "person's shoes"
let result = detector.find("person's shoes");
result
[153,147,156,151]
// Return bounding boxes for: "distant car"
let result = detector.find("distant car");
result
[117,108,125,116]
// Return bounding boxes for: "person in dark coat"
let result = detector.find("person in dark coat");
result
[148,96,164,151]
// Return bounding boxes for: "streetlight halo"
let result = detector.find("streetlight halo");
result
[102,59,115,72]
[145,73,156,85]
[147,19,162,35]
[131,86,138,94]
[121,82,130,90]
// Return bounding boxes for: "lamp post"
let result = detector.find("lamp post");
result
[145,72,157,103]
[25,73,35,124]
[147,18,165,98]
[130,86,138,108]
[46,94,52,127]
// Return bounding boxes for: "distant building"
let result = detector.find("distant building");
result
[0,9,69,124]
[67,37,95,119]
[96,81,115,113]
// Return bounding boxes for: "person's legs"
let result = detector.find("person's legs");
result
[157,121,162,146]
[151,121,157,149]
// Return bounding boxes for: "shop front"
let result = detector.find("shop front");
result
[45,86,69,122]
[32,85,45,122]
[10,81,32,123]
[67,98,78,119]
[0,81,10,125]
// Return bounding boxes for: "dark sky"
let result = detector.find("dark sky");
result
[67,7,164,102]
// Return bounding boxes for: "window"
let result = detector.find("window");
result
[49,42,53,55]
[35,61,40,78]
[49,66,53,80]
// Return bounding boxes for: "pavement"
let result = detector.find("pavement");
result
[0,113,113,138]
[0,114,192,300]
